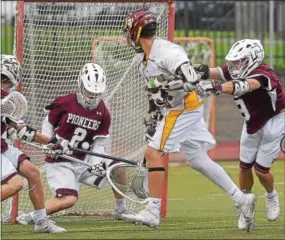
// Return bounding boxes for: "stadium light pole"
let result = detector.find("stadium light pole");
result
[269,1,274,68]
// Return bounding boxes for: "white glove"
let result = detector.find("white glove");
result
[183,82,197,92]
[7,127,18,141]
[88,161,107,177]
[47,136,73,155]
[42,145,58,158]
[196,80,222,97]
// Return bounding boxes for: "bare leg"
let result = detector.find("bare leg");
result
[255,170,275,193]
[19,160,45,210]
[1,174,23,201]
[239,168,254,192]
[45,196,77,215]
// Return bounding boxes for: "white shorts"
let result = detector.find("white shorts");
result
[46,157,115,198]
[240,112,285,168]
[1,145,29,183]
[148,106,216,160]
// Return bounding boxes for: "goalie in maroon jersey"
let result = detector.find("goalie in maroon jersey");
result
[194,39,285,229]
[16,63,131,225]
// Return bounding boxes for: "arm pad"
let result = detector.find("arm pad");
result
[232,80,250,97]
[176,62,199,84]
[17,125,37,142]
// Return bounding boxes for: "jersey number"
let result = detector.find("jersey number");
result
[70,127,88,149]
[234,99,250,121]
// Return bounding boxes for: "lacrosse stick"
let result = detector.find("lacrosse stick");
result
[22,141,149,204]
[281,134,285,153]
[1,91,28,121]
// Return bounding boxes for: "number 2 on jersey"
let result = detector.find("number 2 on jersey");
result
[70,127,87,148]
[234,99,250,121]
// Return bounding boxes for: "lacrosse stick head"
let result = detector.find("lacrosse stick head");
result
[1,91,28,121]
[131,166,148,199]
[281,135,285,153]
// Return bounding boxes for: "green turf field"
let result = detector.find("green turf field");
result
[2,161,284,239]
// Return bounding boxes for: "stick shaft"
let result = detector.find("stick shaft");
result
[71,147,136,165]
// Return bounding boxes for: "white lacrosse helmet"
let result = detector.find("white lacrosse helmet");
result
[1,54,22,86]
[225,39,264,79]
[77,63,106,109]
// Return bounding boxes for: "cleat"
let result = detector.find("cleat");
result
[34,217,67,233]
[121,206,160,228]
[266,192,280,222]
[113,209,135,221]
[238,214,247,230]
[16,213,34,225]
[236,193,256,232]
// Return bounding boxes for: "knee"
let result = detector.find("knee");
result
[254,162,270,176]
[10,176,24,194]
[21,164,41,181]
[239,160,254,171]
[144,147,163,167]
[59,195,77,209]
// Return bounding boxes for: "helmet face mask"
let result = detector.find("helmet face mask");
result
[225,39,264,79]
[1,54,22,88]
[77,63,106,110]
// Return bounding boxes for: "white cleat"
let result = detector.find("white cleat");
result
[121,206,160,228]
[266,192,280,222]
[17,213,56,225]
[236,193,256,232]
[238,213,247,231]
[34,217,67,233]
[113,209,135,221]
[16,213,34,225]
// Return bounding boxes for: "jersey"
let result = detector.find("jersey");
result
[44,93,111,163]
[137,38,202,113]
[1,89,9,153]
[218,63,285,134]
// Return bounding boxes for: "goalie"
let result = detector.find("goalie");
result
[193,39,285,230]
[16,63,132,225]
[1,54,67,233]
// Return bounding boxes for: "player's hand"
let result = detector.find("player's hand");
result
[183,82,197,92]
[196,80,222,97]
[193,64,210,80]
[88,161,107,177]
[42,145,58,158]
[47,136,73,155]
[7,127,18,141]
[143,111,163,141]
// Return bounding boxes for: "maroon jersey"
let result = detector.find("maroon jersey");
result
[45,93,111,162]
[218,63,285,134]
[1,89,9,152]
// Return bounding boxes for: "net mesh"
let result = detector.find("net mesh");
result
[2,1,215,221]
[11,1,169,218]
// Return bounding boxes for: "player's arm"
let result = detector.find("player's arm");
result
[196,78,262,98]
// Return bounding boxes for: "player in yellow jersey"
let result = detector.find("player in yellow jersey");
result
[121,9,256,230]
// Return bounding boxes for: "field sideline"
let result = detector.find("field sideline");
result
[2,161,284,239]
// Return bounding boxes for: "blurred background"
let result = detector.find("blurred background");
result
[1,0,284,160]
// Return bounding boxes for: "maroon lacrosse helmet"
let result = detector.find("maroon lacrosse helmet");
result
[123,9,157,52]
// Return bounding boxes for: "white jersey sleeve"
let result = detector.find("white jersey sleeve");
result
[160,42,190,74]
[89,136,108,163]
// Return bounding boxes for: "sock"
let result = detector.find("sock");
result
[32,209,47,223]
[266,189,277,199]
[148,197,161,211]
[230,187,246,206]
[115,199,126,213]
[187,151,246,205]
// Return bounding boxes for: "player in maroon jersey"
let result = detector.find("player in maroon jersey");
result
[16,63,131,225]
[1,54,67,233]
[193,39,285,229]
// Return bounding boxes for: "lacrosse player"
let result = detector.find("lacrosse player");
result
[194,39,285,229]
[121,9,256,229]
[17,63,131,224]
[1,54,67,233]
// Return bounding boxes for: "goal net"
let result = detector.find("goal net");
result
[2,1,216,222]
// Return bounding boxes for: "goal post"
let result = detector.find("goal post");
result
[2,0,175,223]
[2,0,216,223]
